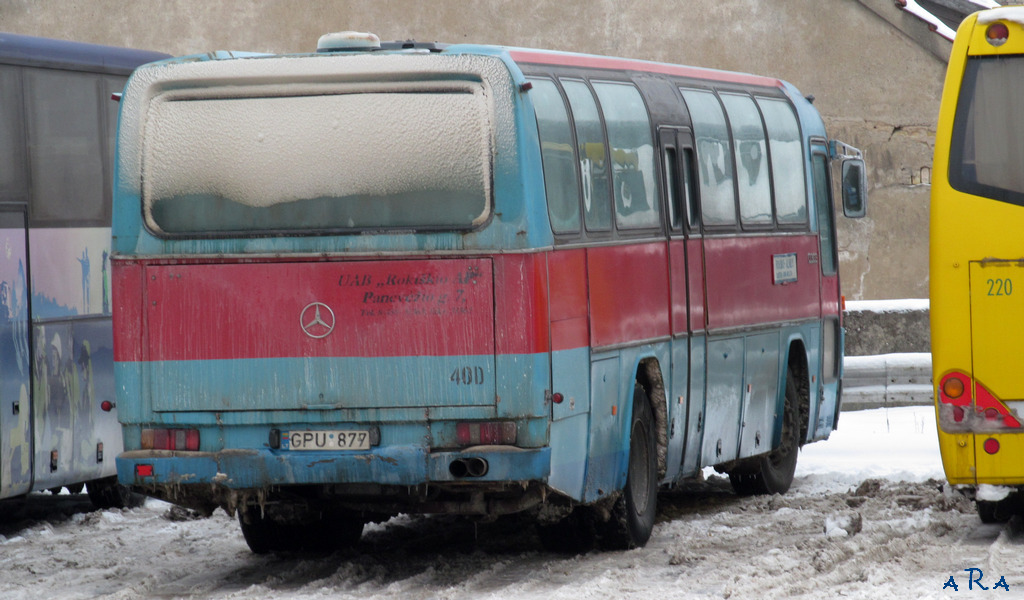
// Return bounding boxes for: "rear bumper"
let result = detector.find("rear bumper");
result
[117,444,551,489]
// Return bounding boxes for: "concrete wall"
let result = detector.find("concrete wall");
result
[844,306,930,355]
[0,0,946,300]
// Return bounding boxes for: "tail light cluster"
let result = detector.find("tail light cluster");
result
[937,371,1022,433]
[986,22,1009,47]
[455,421,517,446]
[141,428,200,451]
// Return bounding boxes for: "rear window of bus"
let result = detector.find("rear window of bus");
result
[141,80,493,235]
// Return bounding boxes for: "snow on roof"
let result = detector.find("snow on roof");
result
[977,6,1024,25]
[897,0,1006,42]
[899,0,958,41]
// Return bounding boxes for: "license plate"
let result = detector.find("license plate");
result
[285,430,370,451]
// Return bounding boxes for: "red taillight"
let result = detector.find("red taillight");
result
[987,22,1009,46]
[984,438,1000,455]
[551,392,564,404]
[100,400,115,412]
[141,428,200,451]
[953,406,965,423]
[455,422,517,446]
[136,464,154,477]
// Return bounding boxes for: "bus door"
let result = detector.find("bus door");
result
[810,142,841,437]
[660,127,706,479]
[0,204,32,498]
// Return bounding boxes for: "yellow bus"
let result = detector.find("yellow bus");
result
[931,7,1024,522]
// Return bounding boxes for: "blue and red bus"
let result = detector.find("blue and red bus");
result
[0,33,166,507]
[112,32,866,552]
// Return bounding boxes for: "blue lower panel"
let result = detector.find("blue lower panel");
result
[117,445,550,489]
[147,355,497,412]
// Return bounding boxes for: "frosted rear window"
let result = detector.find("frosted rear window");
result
[142,86,492,235]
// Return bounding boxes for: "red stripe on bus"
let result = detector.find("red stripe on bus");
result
[133,258,498,361]
[703,235,821,330]
[112,260,145,363]
[493,253,550,355]
[509,50,783,88]
[587,242,671,348]
[549,249,590,351]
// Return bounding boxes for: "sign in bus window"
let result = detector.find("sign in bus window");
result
[680,88,736,227]
[593,81,659,230]
[562,79,612,232]
[720,93,771,227]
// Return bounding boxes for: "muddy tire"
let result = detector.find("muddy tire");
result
[537,509,597,554]
[86,477,145,509]
[729,370,800,496]
[977,499,1014,524]
[238,506,364,554]
[599,384,658,550]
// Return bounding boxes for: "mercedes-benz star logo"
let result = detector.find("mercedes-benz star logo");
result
[300,302,335,339]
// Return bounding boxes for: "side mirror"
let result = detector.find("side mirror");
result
[841,158,867,218]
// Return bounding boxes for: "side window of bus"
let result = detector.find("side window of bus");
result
[592,81,659,230]
[0,66,27,201]
[757,98,807,226]
[24,69,107,225]
[528,78,581,234]
[561,79,612,232]
[811,148,837,276]
[719,93,771,227]
[679,89,736,228]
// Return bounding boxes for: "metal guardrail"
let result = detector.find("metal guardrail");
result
[841,352,933,410]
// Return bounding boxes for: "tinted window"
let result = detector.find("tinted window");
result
[720,93,771,226]
[593,81,659,229]
[562,80,612,231]
[757,98,806,224]
[680,89,736,227]
[949,56,1024,206]
[24,69,106,224]
[0,66,26,202]
[528,78,580,234]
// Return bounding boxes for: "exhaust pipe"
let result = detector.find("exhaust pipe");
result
[450,459,469,478]
[449,457,489,478]
[465,457,489,477]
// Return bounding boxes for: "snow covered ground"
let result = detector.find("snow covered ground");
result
[1,405,1019,600]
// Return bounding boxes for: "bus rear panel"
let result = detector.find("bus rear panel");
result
[932,7,1024,520]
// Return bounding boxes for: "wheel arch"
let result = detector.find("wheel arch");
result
[783,337,811,446]
[634,356,668,479]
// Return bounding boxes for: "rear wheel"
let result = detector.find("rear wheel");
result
[238,506,364,554]
[728,370,800,496]
[536,509,597,554]
[599,384,657,550]
[87,477,145,509]
[977,498,1016,524]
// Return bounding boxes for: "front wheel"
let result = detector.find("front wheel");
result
[599,384,658,550]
